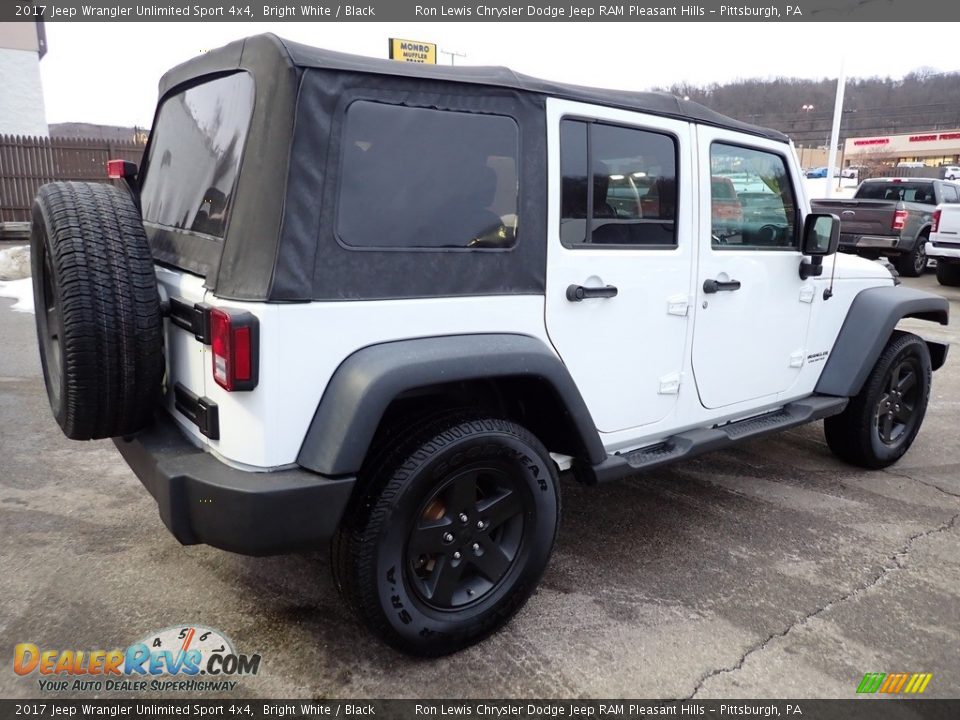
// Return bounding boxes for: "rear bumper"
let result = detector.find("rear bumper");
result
[927,241,960,261]
[840,233,901,251]
[113,412,355,556]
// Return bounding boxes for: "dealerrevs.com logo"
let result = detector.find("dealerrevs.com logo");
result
[13,625,261,693]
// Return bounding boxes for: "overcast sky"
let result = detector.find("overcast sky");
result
[40,22,960,127]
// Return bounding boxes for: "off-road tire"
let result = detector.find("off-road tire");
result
[894,236,927,278]
[936,260,960,287]
[824,332,931,469]
[30,181,164,440]
[333,415,560,656]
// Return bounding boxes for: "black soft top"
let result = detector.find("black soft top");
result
[159,33,788,143]
[145,34,790,302]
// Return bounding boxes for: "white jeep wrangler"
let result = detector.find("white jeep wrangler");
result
[30,35,949,656]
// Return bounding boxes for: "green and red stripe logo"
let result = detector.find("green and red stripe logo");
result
[857,672,932,694]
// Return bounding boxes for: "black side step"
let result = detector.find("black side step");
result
[582,396,848,485]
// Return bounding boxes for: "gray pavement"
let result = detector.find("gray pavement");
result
[1,275,958,700]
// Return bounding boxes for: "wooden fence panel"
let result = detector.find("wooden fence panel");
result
[0,134,146,222]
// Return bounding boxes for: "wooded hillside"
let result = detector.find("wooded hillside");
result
[663,71,960,146]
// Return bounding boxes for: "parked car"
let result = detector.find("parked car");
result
[710,175,744,236]
[941,165,960,181]
[806,166,841,179]
[927,195,960,286]
[810,178,960,277]
[28,34,950,657]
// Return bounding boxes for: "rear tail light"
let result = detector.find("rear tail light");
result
[106,159,137,180]
[932,209,941,233]
[210,308,259,391]
[892,209,908,232]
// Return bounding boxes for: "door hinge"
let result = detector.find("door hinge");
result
[168,297,213,344]
[799,284,815,304]
[658,372,683,395]
[789,350,805,368]
[667,294,690,316]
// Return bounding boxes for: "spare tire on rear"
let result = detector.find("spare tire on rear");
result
[30,181,164,440]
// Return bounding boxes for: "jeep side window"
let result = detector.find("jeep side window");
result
[140,72,254,240]
[942,184,958,203]
[336,101,519,250]
[560,119,677,247]
[710,143,798,250]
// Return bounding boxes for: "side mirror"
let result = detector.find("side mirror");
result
[799,213,840,280]
[802,213,840,256]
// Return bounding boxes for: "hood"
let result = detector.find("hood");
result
[825,252,897,283]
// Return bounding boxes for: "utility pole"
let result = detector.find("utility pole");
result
[825,58,847,199]
[440,48,466,66]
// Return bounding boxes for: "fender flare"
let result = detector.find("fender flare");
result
[911,224,932,247]
[815,285,949,398]
[296,334,606,476]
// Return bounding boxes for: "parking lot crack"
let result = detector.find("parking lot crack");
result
[882,467,960,500]
[683,511,959,699]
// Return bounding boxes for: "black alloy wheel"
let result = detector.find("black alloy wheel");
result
[332,415,560,656]
[407,464,526,610]
[875,357,921,446]
[824,332,931,469]
[34,231,64,411]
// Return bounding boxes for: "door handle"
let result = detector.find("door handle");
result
[703,278,741,294]
[566,284,618,302]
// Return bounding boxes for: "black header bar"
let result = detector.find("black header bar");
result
[1,1,957,23]
[1,700,959,720]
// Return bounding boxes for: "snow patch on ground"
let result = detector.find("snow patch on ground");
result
[0,278,35,313]
[0,244,31,280]
[0,245,34,312]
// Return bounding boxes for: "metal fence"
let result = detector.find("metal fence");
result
[859,165,947,181]
[0,134,145,223]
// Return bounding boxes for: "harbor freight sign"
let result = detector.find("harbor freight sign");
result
[389,38,437,63]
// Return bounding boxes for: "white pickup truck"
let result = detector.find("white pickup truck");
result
[928,204,960,286]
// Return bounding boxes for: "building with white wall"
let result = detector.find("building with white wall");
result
[0,22,48,137]
[844,129,960,167]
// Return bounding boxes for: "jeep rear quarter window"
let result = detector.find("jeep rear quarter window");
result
[336,101,519,250]
[140,73,254,241]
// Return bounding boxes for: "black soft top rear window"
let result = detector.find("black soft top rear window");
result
[140,72,254,240]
